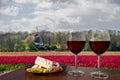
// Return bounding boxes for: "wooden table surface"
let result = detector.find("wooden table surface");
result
[0,66,120,80]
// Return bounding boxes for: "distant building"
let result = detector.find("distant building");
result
[34,34,44,50]
[34,34,43,46]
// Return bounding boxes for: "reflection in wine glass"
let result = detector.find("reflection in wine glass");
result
[67,31,86,76]
[89,30,110,79]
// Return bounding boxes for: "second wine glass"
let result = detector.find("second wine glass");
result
[89,30,110,79]
[67,31,86,76]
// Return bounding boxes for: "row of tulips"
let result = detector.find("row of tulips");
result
[0,55,120,69]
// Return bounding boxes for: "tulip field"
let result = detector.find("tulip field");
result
[0,55,120,70]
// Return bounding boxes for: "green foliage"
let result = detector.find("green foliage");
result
[49,44,58,50]
[108,31,120,51]
[84,42,91,51]
[0,32,28,52]
[0,64,25,71]
[14,42,26,51]
[28,41,38,51]
[103,67,120,70]
[48,44,65,51]
[0,30,120,51]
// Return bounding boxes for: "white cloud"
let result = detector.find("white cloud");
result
[0,6,19,16]
[0,20,11,32]
[10,16,54,32]
[13,0,30,3]
[0,0,8,4]
[0,0,120,32]
[37,1,53,9]
[13,0,47,4]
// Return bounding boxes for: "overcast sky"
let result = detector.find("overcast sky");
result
[0,0,120,33]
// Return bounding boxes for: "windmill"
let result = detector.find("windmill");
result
[34,26,44,50]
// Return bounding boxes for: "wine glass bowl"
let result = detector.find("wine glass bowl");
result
[89,30,110,79]
[67,31,86,76]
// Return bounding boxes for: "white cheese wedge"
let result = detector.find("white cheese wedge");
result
[35,56,53,69]
[32,64,39,68]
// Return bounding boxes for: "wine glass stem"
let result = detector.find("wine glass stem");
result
[98,55,101,74]
[75,54,78,71]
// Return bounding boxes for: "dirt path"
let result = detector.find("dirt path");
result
[0,51,120,56]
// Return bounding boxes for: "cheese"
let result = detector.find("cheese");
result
[32,64,38,68]
[35,56,53,69]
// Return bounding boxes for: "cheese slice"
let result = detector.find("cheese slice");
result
[35,56,53,69]
[32,64,38,68]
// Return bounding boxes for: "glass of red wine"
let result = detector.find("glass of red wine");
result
[67,31,86,76]
[89,30,110,79]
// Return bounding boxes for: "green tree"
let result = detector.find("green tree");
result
[28,41,38,51]
[84,42,91,51]
[14,42,26,51]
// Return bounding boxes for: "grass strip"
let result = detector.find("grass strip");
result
[0,64,26,71]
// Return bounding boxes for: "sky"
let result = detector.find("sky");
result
[0,0,120,33]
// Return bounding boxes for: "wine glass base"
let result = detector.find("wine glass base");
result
[68,70,84,77]
[90,72,109,79]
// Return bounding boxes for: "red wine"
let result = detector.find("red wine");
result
[67,41,85,55]
[89,41,110,55]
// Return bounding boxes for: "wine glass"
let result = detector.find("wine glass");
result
[89,30,110,79]
[67,31,86,76]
